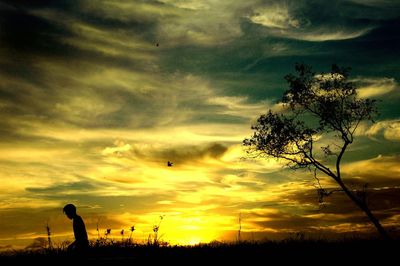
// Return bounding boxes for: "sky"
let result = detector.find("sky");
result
[0,0,400,249]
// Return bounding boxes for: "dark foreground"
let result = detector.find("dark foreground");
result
[1,240,398,265]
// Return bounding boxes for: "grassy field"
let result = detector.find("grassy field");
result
[1,238,398,265]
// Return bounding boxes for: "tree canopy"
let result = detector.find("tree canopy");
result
[244,63,389,239]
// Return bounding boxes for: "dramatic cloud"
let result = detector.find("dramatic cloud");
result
[357,119,400,142]
[247,0,375,41]
[356,77,398,98]
[343,155,400,184]
[0,0,399,247]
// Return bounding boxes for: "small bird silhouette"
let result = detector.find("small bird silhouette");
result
[156,42,159,47]
[167,161,173,167]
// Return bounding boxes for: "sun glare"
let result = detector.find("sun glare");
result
[187,238,201,246]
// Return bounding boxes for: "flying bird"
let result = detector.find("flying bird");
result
[167,161,173,167]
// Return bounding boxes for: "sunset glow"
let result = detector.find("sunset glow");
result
[0,0,399,249]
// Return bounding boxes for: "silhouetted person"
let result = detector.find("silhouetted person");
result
[63,204,89,253]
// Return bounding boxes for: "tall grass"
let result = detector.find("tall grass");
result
[1,238,397,265]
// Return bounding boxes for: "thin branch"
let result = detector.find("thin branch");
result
[350,117,363,141]
[313,169,343,207]
[336,141,349,180]
[304,147,336,178]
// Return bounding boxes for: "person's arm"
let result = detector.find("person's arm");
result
[67,240,76,251]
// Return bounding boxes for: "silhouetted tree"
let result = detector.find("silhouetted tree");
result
[244,63,390,239]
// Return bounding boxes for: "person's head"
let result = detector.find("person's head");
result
[63,203,77,220]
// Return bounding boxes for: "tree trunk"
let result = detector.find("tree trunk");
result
[336,178,390,240]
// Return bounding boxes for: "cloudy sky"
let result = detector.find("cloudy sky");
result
[0,0,399,248]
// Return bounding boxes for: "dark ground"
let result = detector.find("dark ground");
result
[1,239,398,265]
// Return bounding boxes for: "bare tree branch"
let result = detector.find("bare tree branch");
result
[244,63,389,239]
